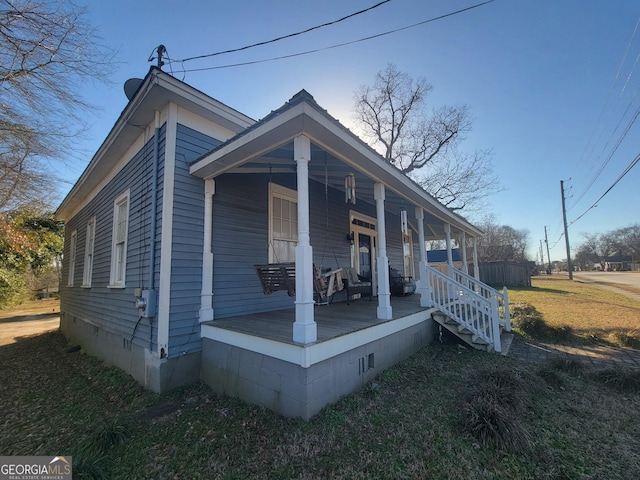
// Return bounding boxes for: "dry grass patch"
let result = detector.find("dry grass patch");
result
[510,276,640,348]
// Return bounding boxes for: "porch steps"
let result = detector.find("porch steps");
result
[433,311,513,355]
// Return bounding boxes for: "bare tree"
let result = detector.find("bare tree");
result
[352,63,499,212]
[577,224,640,270]
[579,232,616,270]
[612,224,640,260]
[474,215,530,262]
[0,0,114,211]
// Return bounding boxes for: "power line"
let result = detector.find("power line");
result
[172,0,497,73]
[170,1,393,64]
[570,152,640,226]
[569,14,640,211]
[570,84,640,210]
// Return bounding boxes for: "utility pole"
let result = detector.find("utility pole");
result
[539,239,544,269]
[560,180,573,280]
[544,226,552,275]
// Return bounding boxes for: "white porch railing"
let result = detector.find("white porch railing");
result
[449,266,511,332]
[425,264,502,352]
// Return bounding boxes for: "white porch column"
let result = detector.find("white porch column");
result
[374,183,392,319]
[460,231,468,274]
[444,223,453,274]
[415,207,431,307]
[199,179,215,322]
[292,135,316,344]
[473,237,480,280]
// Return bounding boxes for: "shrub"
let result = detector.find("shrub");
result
[462,394,531,453]
[72,452,109,480]
[471,368,528,413]
[510,302,539,317]
[536,365,565,388]
[547,356,586,376]
[461,367,532,453]
[510,301,573,341]
[0,268,28,309]
[78,417,130,456]
[607,330,640,349]
[592,368,640,394]
[510,302,547,337]
[548,324,573,341]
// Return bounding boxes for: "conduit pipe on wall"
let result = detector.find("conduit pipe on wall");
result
[147,111,160,317]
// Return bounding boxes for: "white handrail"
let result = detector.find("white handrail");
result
[425,264,501,352]
[449,266,511,332]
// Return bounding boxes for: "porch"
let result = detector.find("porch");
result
[200,295,436,420]
[202,294,431,345]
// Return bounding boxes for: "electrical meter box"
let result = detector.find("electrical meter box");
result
[134,289,156,318]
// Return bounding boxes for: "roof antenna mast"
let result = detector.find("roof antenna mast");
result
[148,45,166,69]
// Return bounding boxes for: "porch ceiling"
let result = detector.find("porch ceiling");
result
[226,141,454,239]
[189,93,481,238]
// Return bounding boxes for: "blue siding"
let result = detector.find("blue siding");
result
[167,124,222,357]
[61,125,166,352]
[210,174,410,319]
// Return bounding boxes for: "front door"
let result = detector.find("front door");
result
[358,233,372,281]
[350,211,378,295]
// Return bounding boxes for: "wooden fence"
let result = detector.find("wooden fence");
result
[479,261,532,288]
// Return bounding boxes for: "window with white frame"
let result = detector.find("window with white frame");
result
[269,183,298,263]
[109,190,130,287]
[67,230,77,286]
[82,217,96,287]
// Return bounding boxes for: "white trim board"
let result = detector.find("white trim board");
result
[201,308,435,368]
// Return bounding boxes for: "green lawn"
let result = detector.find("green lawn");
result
[1,280,639,479]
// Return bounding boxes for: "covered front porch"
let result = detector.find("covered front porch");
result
[200,295,436,420]
[202,294,431,346]
[190,90,485,346]
[189,89,501,419]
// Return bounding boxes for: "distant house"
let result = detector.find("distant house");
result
[427,248,464,273]
[56,67,508,419]
[604,253,633,271]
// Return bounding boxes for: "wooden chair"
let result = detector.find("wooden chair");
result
[341,267,372,304]
[314,267,344,305]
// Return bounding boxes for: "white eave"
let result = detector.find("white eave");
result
[55,68,255,220]
[190,95,482,237]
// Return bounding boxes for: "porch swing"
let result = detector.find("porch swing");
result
[253,156,344,304]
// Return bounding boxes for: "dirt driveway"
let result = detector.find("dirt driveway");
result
[0,299,60,346]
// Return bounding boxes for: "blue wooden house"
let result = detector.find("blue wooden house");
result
[56,67,509,420]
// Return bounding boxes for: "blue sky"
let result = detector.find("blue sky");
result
[68,0,640,262]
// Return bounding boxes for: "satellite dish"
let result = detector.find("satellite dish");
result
[124,78,144,100]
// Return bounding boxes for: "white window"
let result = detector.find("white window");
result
[67,230,77,286]
[109,190,130,287]
[82,217,96,287]
[269,183,298,263]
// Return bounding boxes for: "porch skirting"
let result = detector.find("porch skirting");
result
[200,308,436,420]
